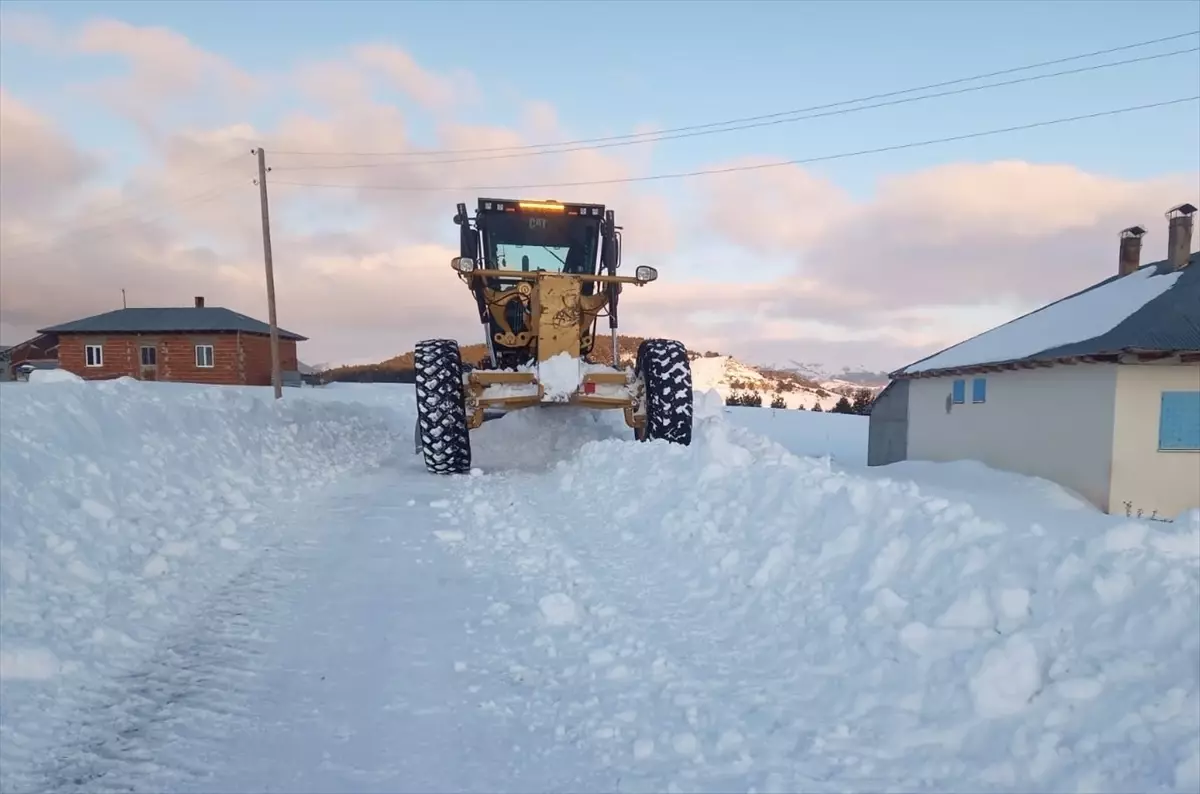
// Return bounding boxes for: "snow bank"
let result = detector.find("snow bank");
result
[726,403,866,464]
[26,368,82,384]
[0,380,403,777]
[436,407,1200,793]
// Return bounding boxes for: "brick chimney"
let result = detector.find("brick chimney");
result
[1118,225,1146,276]
[1166,202,1197,271]
[194,296,205,308]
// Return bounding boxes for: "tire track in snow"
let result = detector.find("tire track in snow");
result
[21,525,318,793]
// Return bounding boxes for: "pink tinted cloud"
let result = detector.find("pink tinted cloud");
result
[3,13,1196,373]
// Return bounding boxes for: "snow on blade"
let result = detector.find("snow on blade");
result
[0,378,403,789]
[904,266,1182,373]
[537,351,583,402]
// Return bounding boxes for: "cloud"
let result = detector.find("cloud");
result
[688,159,1198,367]
[2,13,1196,375]
[0,20,677,366]
[701,158,853,254]
[0,88,99,216]
[72,18,259,103]
[351,44,477,112]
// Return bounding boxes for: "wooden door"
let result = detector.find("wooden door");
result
[139,345,158,381]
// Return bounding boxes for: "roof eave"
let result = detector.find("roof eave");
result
[892,347,1199,379]
[36,327,307,341]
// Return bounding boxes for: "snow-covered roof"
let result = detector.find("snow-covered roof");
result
[893,253,1200,378]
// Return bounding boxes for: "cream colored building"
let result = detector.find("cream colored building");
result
[869,204,1200,518]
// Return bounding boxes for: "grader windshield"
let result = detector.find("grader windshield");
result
[476,198,602,276]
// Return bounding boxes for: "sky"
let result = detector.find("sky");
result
[1,0,1197,373]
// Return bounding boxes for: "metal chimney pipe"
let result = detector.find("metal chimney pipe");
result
[194,296,205,308]
[1118,225,1146,276]
[1166,203,1197,271]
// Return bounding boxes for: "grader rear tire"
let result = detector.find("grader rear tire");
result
[414,339,472,474]
[636,338,693,446]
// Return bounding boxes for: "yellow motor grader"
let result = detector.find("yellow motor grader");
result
[413,197,693,474]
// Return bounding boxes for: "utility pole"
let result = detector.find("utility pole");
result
[253,147,283,400]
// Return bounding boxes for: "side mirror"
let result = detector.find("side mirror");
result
[634,265,658,283]
[451,256,476,273]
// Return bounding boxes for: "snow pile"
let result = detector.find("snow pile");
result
[726,403,867,464]
[26,368,83,384]
[533,352,583,402]
[0,379,403,777]
[904,266,1183,374]
[434,407,1200,793]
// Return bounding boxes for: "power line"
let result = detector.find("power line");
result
[268,95,1200,193]
[271,46,1199,171]
[271,30,1200,159]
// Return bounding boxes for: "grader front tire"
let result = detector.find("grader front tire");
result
[414,339,473,474]
[636,338,693,446]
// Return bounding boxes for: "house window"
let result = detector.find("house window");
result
[140,346,156,366]
[972,377,987,404]
[951,379,965,404]
[1158,391,1200,451]
[195,344,215,368]
[85,344,103,367]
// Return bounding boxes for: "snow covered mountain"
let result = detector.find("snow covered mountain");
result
[689,355,856,411]
[318,338,888,410]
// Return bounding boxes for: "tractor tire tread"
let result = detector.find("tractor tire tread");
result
[637,338,693,446]
[414,338,472,474]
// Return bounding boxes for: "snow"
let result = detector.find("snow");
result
[536,351,582,401]
[2,378,1198,793]
[26,368,81,384]
[690,355,847,410]
[0,378,404,791]
[904,266,1183,374]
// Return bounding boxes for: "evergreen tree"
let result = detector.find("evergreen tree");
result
[851,388,874,415]
[832,395,854,414]
[812,402,824,412]
[770,394,787,409]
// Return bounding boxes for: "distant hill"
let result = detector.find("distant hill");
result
[315,337,886,409]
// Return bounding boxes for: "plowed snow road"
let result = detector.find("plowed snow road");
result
[29,469,614,794]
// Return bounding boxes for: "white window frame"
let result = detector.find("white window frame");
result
[195,344,215,368]
[85,344,103,368]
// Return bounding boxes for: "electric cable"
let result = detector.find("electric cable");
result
[270,30,1200,159]
[267,95,1200,193]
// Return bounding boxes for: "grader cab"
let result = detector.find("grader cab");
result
[412,197,694,474]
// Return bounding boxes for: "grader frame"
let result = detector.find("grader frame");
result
[412,198,693,474]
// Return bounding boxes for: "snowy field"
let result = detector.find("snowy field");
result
[1,377,1198,793]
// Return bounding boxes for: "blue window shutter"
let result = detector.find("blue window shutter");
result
[972,377,987,403]
[952,379,965,404]
[1159,391,1200,450]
